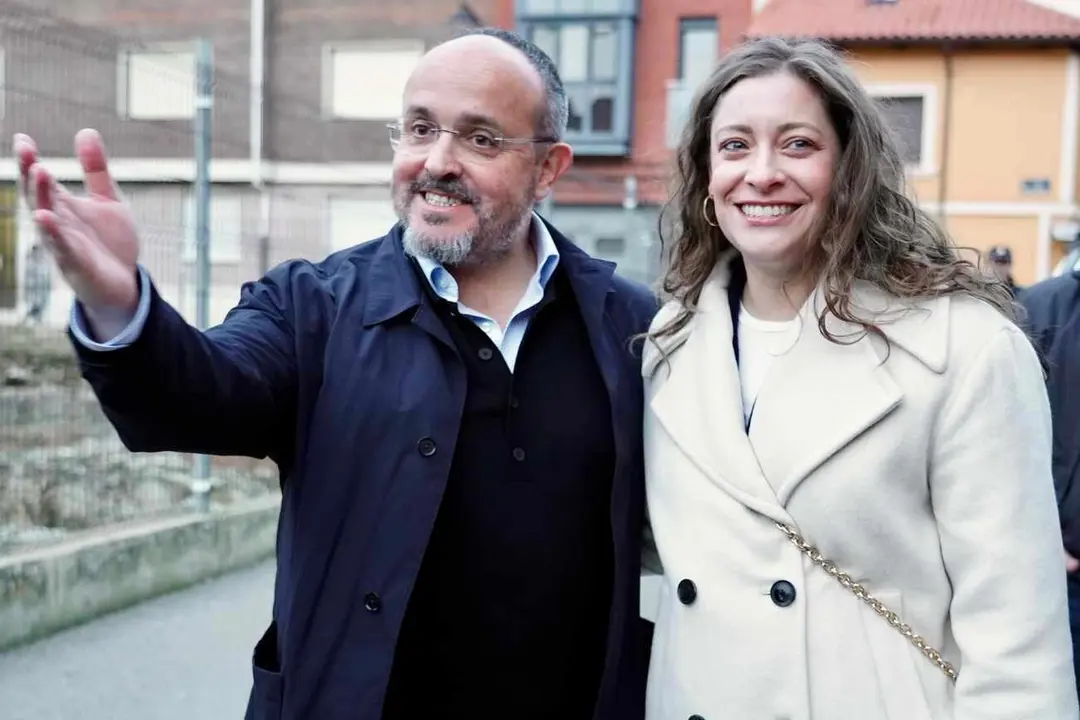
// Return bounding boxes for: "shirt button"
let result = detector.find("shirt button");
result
[770,580,797,607]
[677,579,697,605]
[478,347,494,361]
[417,437,437,457]
[364,592,382,613]
[512,447,526,462]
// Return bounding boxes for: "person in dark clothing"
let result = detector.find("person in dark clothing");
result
[1021,262,1080,697]
[14,27,656,720]
[988,245,1024,298]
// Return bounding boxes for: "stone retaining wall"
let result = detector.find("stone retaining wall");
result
[0,496,280,651]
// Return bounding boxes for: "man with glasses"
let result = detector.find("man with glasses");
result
[15,26,656,720]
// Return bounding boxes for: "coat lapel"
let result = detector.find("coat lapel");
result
[649,259,788,521]
[650,259,950,514]
[747,298,901,506]
[749,284,949,506]
[547,222,620,401]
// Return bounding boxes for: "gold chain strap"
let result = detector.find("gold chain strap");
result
[775,521,958,683]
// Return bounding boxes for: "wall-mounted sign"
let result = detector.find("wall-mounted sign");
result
[1021,178,1052,194]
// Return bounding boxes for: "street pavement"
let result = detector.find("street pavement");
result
[0,560,274,720]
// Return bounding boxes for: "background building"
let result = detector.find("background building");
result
[748,0,1080,284]
[0,0,492,327]
[6,0,1080,329]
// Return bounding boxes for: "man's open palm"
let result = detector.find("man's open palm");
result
[15,129,141,324]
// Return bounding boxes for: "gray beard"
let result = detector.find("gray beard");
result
[401,213,533,268]
[402,226,476,267]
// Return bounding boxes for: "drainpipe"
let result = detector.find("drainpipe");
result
[250,0,271,272]
[937,43,954,224]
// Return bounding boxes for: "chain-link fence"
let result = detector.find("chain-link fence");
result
[0,0,433,553]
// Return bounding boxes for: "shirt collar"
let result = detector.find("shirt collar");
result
[414,212,560,304]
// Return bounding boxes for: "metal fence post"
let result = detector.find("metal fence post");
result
[192,37,213,512]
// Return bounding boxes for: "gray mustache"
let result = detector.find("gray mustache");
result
[411,176,474,204]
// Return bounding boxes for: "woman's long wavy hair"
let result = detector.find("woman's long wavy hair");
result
[649,36,1015,349]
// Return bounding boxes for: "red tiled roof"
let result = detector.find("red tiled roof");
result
[747,0,1080,44]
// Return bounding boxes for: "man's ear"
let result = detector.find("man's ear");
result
[534,142,573,202]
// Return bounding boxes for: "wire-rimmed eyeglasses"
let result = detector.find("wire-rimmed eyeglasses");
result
[387,120,557,160]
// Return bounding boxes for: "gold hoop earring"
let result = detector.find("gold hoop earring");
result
[702,196,719,228]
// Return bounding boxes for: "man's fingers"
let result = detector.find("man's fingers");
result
[13,133,38,181]
[74,128,120,201]
[30,164,54,212]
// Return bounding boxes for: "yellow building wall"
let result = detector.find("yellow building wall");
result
[945,214,1040,285]
[848,47,1069,205]
[947,49,1067,203]
[848,48,945,204]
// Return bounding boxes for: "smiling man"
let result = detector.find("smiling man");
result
[15,26,657,720]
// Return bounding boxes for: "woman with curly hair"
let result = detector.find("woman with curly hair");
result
[641,36,1078,719]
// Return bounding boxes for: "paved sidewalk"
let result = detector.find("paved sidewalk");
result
[0,560,274,720]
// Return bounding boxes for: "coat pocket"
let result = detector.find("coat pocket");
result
[858,589,935,720]
[244,621,284,720]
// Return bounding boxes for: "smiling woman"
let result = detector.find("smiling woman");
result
[641,35,1078,720]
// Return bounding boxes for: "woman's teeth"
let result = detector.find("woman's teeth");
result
[740,204,795,218]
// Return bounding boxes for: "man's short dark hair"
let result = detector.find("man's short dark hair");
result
[456,26,569,141]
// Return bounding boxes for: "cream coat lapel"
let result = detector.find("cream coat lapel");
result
[748,284,949,506]
[648,259,787,520]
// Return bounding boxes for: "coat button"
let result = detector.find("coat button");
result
[478,347,494,361]
[770,580,797,607]
[512,447,526,462]
[677,579,697,605]
[364,592,382,613]
[417,437,437,457]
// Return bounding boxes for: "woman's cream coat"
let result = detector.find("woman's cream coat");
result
[641,255,1078,720]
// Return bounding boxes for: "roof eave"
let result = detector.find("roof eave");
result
[742,32,1080,49]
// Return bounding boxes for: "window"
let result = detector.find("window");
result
[183,193,243,264]
[523,0,623,11]
[678,19,718,86]
[324,42,424,120]
[518,0,635,155]
[867,85,936,173]
[875,96,924,165]
[121,48,196,120]
[327,198,399,252]
[528,21,630,145]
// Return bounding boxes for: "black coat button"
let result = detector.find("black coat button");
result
[478,347,494,361]
[417,437,437,457]
[364,592,382,613]
[770,580,797,607]
[677,579,697,605]
[512,447,526,462]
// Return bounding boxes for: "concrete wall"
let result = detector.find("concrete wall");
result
[0,496,279,651]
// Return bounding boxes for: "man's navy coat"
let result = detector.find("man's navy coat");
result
[1021,268,1080,557]
[71,221,658,720]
